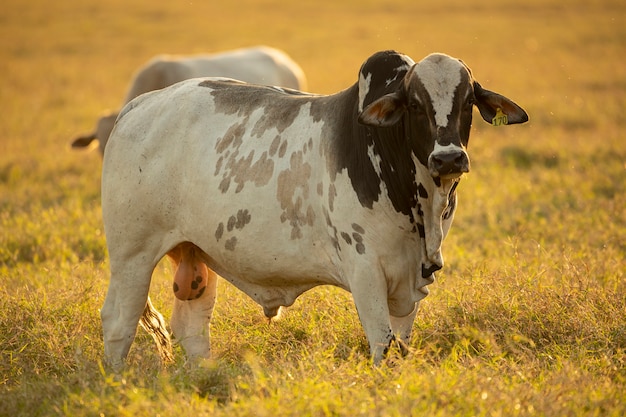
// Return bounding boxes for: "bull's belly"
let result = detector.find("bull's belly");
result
[152,176,345,305]
[192,216,341,279]
[179,225,344,313]
[213,263,339,316]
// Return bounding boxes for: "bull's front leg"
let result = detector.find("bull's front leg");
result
[350,275,395,364]
[389,302,418,356]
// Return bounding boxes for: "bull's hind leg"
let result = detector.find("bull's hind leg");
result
[169,243,218,364]
[101,254,157,371]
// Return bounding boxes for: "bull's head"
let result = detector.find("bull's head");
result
[358,52,529,180]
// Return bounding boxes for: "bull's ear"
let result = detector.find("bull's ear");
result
[474,82,529,125]
[358,92,406,127]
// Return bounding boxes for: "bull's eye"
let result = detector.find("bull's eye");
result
[410,101,425,115]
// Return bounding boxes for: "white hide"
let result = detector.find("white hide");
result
[101,80,435,367]
[100,52,528,369]
[415,54,463,127]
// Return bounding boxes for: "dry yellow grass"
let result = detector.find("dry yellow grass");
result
[1,0,624,415]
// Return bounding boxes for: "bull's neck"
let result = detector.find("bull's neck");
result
[321,85,428,224]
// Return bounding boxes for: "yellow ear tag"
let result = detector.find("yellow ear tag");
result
[492,108,508,126]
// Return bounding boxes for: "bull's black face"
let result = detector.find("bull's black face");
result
[357,53,473,181]
[358,52,529,181]
[404,54,474,180]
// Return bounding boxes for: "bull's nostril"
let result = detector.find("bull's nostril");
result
[429,151,469,176]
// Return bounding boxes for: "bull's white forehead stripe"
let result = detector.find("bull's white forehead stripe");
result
[415,54,463,128]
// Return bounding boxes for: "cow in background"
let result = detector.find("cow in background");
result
[71,46,307,155]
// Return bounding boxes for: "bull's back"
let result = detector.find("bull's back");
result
[102,79,339,282]
[104,80,250,224]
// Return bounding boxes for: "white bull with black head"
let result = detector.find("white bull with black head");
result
[101,50,528,369]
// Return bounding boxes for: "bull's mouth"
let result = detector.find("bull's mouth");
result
[430,168,469,182]
[437,171,466,181]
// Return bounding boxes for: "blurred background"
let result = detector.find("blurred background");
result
[0,1,624,414]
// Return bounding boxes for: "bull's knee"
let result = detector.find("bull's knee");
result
[172,244,208,301]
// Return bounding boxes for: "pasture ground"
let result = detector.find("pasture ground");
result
[1,0,625,415]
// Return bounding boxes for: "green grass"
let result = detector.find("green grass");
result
[1,0,625,415]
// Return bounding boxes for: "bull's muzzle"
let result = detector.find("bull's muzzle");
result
[428,149,470,179]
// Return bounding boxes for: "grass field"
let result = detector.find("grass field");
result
[1,0,625,415]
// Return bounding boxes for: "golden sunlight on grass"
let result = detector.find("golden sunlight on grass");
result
[1,0,624,416]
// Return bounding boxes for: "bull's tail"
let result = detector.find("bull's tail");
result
[71,132,97,149]
[139,296,174,364]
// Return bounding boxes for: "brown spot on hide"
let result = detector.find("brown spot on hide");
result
[218,150,275,194]
[215,122,246,154]
[215,223,224,241]
[214,117,275,194]
[278,140,288,158]
[215,156,224,176]
[208,81,313,131]
[226,209,252,232]
[269,135,281,157]
[277,151,314,239]
[227,215,236,232]
[356,242,366,254]
[351,226,366,254]
[352,223,365,234]
[328,183,337,212]
[236,209,252,229]
[219,177,231,193]
[251,103,304,137]
[225,236,237,251]
[323,207,340,254]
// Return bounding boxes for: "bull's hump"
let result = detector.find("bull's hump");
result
[357,51,414,112]
[197,79,315,116]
